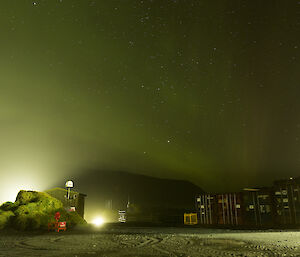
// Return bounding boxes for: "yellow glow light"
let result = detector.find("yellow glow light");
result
[92,217,105,227]
[0,176,41,204]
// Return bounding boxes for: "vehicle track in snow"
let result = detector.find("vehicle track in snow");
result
[0,227,299,256]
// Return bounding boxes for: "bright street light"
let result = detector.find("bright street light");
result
[92,217,105,227]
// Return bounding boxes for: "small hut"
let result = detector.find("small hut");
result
[45,188,86,218]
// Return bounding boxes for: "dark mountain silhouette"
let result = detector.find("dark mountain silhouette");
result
[62,170,204,212]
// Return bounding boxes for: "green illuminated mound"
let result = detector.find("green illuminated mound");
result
[0,190,86,231]
[0,210,14,229]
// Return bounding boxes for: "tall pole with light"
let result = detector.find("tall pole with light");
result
[65,180,74,206]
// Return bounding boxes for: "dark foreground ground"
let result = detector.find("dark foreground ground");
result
[0,225,299,257]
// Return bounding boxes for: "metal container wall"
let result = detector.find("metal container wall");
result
[292,178,300,224]
[196,193,243,226]
[273,177,300,225]
[216,193,243,226]
[196,194,217,225]
[243,188,275,226]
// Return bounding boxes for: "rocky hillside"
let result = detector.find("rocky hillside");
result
[0,190,86,230]
[70,170,204,211]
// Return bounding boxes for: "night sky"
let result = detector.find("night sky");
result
[0,0,299,202]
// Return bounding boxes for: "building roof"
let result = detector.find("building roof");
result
[45,187,87,197]
[273,176,300,185]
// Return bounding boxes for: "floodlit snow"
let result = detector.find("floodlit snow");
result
[0,226,299,256]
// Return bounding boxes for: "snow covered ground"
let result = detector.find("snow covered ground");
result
[0,226,299,256]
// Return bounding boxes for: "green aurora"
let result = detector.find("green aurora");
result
[0,0,299,201]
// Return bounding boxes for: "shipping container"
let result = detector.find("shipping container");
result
[196,194,217,225]
[243,188,275,226]
[196,193,243,226]
[215,193,243,226]
[195,176,300,228]
[273,177,300,225]
[184,213,198,225]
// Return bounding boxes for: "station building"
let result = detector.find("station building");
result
[45,188,87,218]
